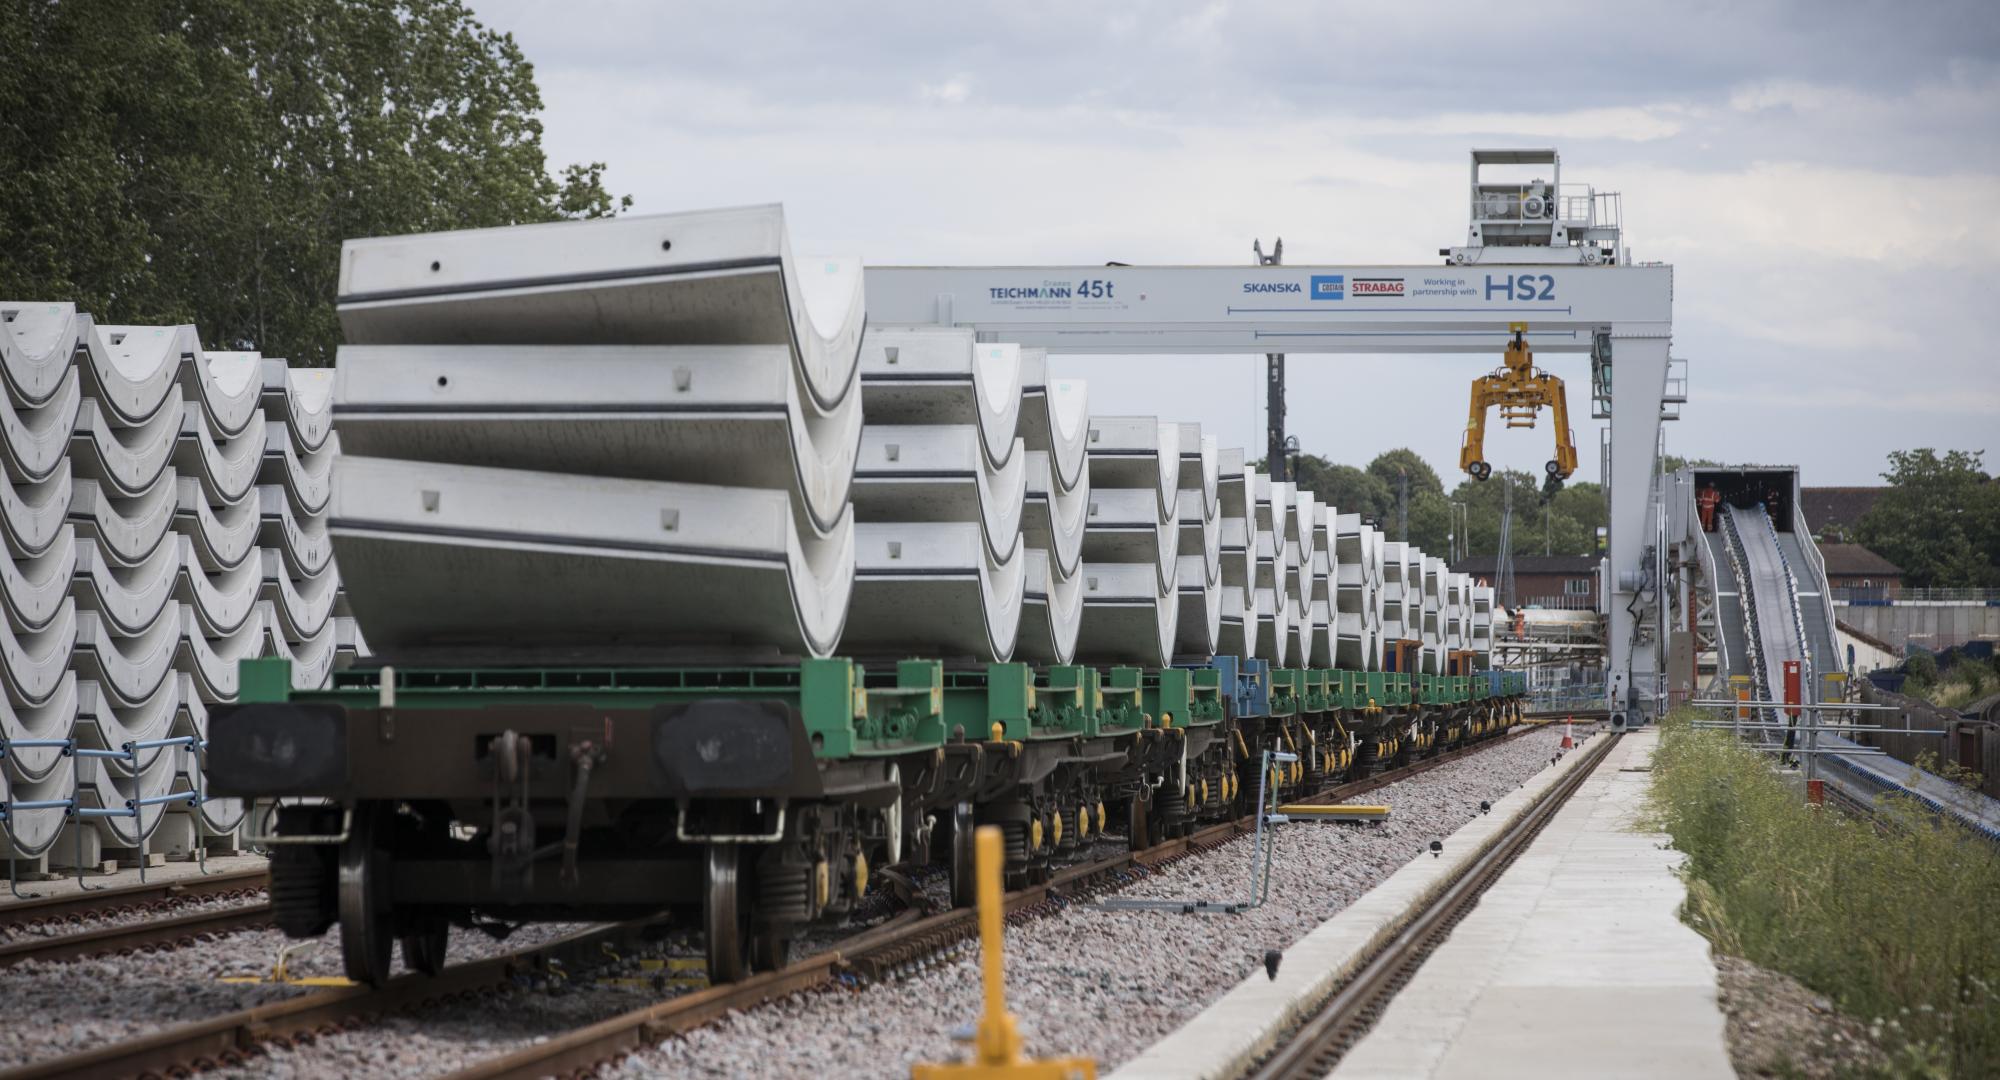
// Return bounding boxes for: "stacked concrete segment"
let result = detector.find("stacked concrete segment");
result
[1288,489,1317,663]
[330,207,861,661]
[847,331,1026,661]
[1014,349,1087,665]
[1,301,342,868]
[1213,451,1256,659]
[1471,584,1495,665]
[1334,514,1386,671]
[1251,473,1289,666]
[1172,424,1220,661]
[1306,505,1338,667]
[1421,555,1447,674]
[1075,416,1178,667]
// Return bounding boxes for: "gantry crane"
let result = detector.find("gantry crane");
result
[1459,322,1578,495]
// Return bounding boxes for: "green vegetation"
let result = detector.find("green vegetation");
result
[1649,710,2000,1076]
[1856,450,2000,590]
[1259,449,1606,560]
[1900,649,2000,711]
[0,0,628,367]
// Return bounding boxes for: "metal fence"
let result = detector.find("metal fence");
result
[1832,586,2000,605]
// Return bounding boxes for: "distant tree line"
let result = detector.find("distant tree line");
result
[1254,448,1608,562]
[0,0,629,367]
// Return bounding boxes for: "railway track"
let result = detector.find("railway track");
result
[2,726,1544,1080]
[1247,728,1621,1079]
[441,724,1551,1080]
[0,866,269,930]
[0,901,274,969]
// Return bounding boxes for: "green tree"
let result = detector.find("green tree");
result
[0,0,629,367]
[1855,449,2000,589]
[1367,448,1444,501]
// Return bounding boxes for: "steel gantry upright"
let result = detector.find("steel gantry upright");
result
[863,245,1677,726]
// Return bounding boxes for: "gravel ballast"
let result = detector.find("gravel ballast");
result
[632,726,1576,1079]
[0,727,1575,1078]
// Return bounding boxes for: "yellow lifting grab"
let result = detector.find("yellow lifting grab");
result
[1458,322,1578,494]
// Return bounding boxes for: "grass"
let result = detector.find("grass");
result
[1902,654,2000,712]
[1649,709,2000,1078]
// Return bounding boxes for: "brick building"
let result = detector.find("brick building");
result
[1450,555,1599,611]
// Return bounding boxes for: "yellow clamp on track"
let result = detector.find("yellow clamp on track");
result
[1275,804,1391,822]
[912,827,1098,1079]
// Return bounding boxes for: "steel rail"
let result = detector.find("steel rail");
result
[0,901,274,969]
[0,867,269,929]
[440,722,1554,1080]
[0,919,659,1080]
[1246,729,1621,1080]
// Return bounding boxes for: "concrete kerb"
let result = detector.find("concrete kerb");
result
[1111,728,1606,1080]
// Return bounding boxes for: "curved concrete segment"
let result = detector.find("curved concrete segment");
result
[1,600,75,706]
[1335,514,1371,671]
[181,351,264,438]
[333,342,861,538]
[1307,507,1337,667]
[1015,549,1082,666]
[844,522,1024,662]
[259,549,338,640]
[1381,541,1412,644]
[1024,450,1087,578]
[73,604,181,707]
[1083,487,1175,592]
[1216,583,1256,659]
[71,535,178,636]
[260,603,337,692]
[851,425,1025,563]
[1,673,78,781]
[82,324,194,426]
[1086,416,1177,523]
[336,205,865,416]
[177,476,261,570]
[176,405,265,504]
[261,423,333,515]
[76,676,178,776]
[70,393,182,499]
[329,455,854,660]
[3,524,76,632]
[0,366,81,481]
[0,769,70,855]
[264,361,334,452]
[860,329,1022,472]
[176,603,269,703]
[258,484,332,578]
[4,470,72,556]
[1019,352,1088,495]
[176,539,263,637]
[1254,586,1292,667]
[1175,554,1221,660]
[69,476,177,566]
[1,301,86,405]
[1075,562,1177,668]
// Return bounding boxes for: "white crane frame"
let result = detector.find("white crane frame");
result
[863,261,1674,725]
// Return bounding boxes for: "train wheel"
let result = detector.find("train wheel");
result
[337,802,395,985]
[946,802,977,909]
[751,930,792,972]
[400,916,449,977]
[704,843,750,984]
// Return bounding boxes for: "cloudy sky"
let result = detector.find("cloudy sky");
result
[477,0,1999,487]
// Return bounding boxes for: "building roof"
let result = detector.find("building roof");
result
[1450,555,1598,576]
[1819,543,1902,577]
[1801,487,1887,537]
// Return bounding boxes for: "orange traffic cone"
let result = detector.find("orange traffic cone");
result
[1561,717,1574,750]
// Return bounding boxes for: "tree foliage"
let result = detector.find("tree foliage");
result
[1258,448,1608,561]
[0,0,629,366]
[1855,449,2000,589]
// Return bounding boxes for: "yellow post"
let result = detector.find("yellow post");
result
[912,826,1096,1080]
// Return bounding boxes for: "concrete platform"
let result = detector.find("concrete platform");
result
[1330,729,1731,1080]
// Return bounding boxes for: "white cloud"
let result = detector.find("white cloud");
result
[919,75,972,105]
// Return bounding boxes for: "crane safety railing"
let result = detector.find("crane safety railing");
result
[0,735,216,899]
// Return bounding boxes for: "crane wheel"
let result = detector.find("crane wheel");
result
[1544,459,1562,477]
[1470,461,1491,481]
